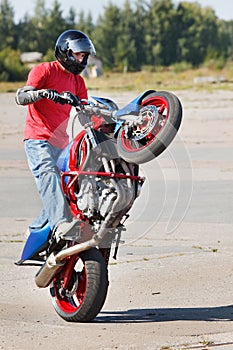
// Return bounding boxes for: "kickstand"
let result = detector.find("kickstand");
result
[113,232,121,260]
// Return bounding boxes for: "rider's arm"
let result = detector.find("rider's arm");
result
[15,85,42,105]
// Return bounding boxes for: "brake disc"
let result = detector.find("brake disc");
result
[131,105,158,140]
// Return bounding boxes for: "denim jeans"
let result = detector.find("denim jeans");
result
[24,139,72,231]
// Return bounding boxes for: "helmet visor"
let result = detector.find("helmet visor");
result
[69,38,96,56]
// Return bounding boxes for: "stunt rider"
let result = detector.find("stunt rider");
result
[15,30,96,242]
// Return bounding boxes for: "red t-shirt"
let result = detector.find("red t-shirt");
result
[24,60,88,148]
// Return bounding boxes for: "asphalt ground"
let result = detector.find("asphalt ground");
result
[0,90,233,350]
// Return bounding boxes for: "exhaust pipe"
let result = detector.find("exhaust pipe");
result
[35,236,99,288]
[35,252,65,288]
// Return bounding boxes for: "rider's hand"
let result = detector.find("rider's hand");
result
[38,90,82,107]
[61,92,82,107]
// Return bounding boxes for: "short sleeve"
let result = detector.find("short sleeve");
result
[26,63,49,89]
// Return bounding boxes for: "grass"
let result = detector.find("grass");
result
[86,64,233,92]
[0,81,23,93]
[1,64,233,93]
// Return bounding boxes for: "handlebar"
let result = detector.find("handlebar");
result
[38,89,81,107]
[83,104,113,118]
[38,89,115,120]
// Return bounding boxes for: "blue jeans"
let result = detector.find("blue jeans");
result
[24,139,72,231]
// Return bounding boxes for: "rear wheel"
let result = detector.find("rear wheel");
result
[50,248,108,322]
[117,91,182,164]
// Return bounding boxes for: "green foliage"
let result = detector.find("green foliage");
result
[176,2,220,66]
[144,0,179,66]
[42,48,55,62]
[202,57,227,70]
[0,0,233,81]
[0,0,16,50]
[171,61,193,73]
[0,48,29,81]
[94,4,121,70]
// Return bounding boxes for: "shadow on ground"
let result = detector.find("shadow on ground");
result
[97,305,233,323]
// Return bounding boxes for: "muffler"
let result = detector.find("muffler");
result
[35,236,99,288]
[35,252,65,288]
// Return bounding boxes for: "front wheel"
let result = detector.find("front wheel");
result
[50,248,108,322]
[117,91,182,164]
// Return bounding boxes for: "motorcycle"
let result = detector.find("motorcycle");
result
[15,89,182,322]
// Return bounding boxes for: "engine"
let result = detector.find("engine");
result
[75,158,137,233]
[76,175,117,219]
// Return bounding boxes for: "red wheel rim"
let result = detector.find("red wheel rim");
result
[52,266,87,314]
[120,96,169,152]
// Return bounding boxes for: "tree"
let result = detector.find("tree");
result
[0,47,28,81]
[216,19,233,61]
[177,2,219,66]
[16,14,39,52]
[114,1,138,71]
[143,0,179,67]
[133,0,148,69]
[0,0,232,81]
[66,6,76,27]
[94,4,121,70]
[76,10,94,37]
[0,0,16,50]
[41,0,67,53]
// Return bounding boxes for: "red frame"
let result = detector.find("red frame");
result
[61,129,144,217]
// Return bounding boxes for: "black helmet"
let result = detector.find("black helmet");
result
[55,29,96,74]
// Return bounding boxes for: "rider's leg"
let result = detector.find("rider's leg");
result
[24,139,79,240]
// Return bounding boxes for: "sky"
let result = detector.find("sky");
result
[9,0,233,23]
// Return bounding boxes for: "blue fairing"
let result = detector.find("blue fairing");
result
[21,222,51,261]
[91,96,119,111]
[113,90,156,135]
[113,96,141,135]
[56,141,72,185]
[20,144,72,261]
[57,141,72,172]
[92,93,148,136]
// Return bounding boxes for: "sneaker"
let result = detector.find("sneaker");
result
[54,220,81,242]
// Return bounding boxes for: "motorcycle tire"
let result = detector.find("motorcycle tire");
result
[50,247,108,322]
[117,91,182,164]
